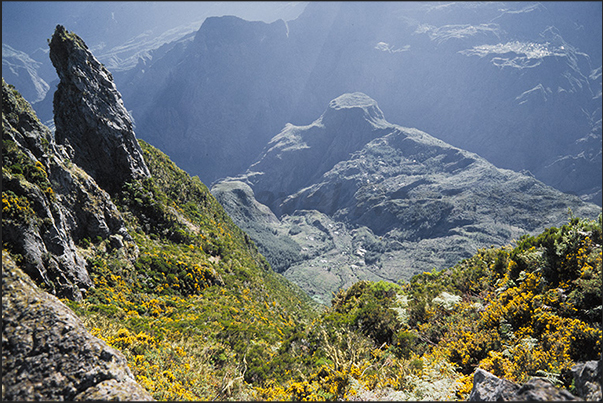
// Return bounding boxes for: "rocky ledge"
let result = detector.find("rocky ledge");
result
[468,365,602,401]
[2,255,154,401]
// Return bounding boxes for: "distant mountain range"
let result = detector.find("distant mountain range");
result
[2,44,50,103]
[6,2,600,205]
[119,1,601,205]
[213,91,601,304]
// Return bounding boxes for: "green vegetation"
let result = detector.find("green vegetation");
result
[2,83,56,243]
[62,140,320,400]
[254,215,602,400]
[50,25,88,50]
[70,148,602,400]
[4,80,600,400]
[2,78,43,125]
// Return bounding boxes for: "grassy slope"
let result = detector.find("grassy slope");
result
[4,81,601,400]
[61,139,322,400]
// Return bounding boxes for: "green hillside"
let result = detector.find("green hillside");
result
[59,150,603,399]
[3,71,601,400]
[61,139,322,400]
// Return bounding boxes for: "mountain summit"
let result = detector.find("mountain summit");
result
[321,92,387,128]
[49,25,150,194]
[246,92,391,212]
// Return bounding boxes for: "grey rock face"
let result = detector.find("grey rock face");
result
[467,367,603,401]
[3,77,129,300]
[513,378,579,401]
[49,25,150,194]
[468,369,520,401]
[1,255,153,401]
[571,360,603,401]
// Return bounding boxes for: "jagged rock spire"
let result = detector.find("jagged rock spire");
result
[49,25,150,194]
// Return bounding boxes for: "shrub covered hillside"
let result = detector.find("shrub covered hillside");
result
[401,214,602,396]
[253,215,602,400]
[60,140,325,400]
[3,75,601,400]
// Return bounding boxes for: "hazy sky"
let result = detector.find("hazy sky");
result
[2,1,308,54]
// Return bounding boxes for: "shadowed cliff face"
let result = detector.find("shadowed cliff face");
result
[50,25,150,194]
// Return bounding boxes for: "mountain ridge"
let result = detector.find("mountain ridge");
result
[111,1,601,205]
[214,91,601,304]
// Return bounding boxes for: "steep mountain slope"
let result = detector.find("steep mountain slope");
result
[2,26,316,400]
[2,2,307,126]
[111,1,601,204]
[214,92,602,304]
[3,77,129,300]
[3,75,153,400]
[130,15,304,183]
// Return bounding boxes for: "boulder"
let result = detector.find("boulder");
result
[571,360,602,401]
[467,368,595,401]
[1,255,153,401]
[468,368,520,401]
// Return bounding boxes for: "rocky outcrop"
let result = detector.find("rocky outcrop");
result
[468,366,602,401]
[49,25,150,194]
[571,360,603,401]
[3,24,151,299]
[3,78,132,300]
[1,255,153,401]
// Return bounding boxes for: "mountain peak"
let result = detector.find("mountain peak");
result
[328,92,379,110]
[321,92,387,128]
[49,25,150,194]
